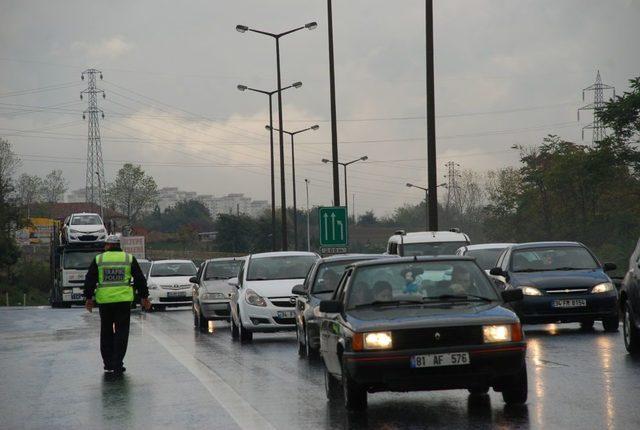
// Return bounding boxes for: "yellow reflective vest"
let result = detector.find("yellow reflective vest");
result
[95,251,134,304]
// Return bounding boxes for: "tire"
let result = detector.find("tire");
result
[297,326,307,357]
[238,311,253,343]
[325,367,341,401]
[602,315,619,332]
[231,314,239,340]
[580,319,594,330]
[198,311,209,333]
[342,358,367,410]
[193,307,199,328]
[468,386,490,395]
[501,366,528,405]
[623,302,640,354]
[306,328,319,358]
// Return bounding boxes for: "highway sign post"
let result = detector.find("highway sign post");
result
[319,206,348,254]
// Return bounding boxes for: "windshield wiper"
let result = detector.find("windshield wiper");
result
[313,289,335,294]
[353,299,423,309]
[550,267,591,271]
[513,269,540,273]
[425,294,493,302]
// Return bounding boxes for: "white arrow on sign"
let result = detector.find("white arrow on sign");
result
[330,213,336,240]
[336,220,344,241]
[323,213,329,241]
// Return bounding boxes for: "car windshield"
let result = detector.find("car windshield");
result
[346,260,498,309]
[247,255,317,281]
[465,248,507,270]
[205,260,243,280]
[70,215,102,225]
[63,251,101,270]
[402,241,468,256]
[312,261,361,295]
[150,262,197,277]
[511,246,599,272]
[138,261,151,278]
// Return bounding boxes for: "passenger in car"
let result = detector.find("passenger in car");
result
[372,281,393,301]
[401,267,423,294]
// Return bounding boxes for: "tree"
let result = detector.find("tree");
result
[599,76,640,141]
[357,210,378,226]
[0,138,19,204]
[16,174,43,217]
[41,169,68,204]
[106,164,158,224]
[144,199,214,233]
[0,138,22,275]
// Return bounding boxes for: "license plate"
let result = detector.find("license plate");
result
[277,311,296,319]
[552,299,586,308]
[411,352,470,368]
[71,293,84,300]
[167,291,187,297]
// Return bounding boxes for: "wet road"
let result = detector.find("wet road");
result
[1,307,640,430]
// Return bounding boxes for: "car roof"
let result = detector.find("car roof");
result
[317,254,389,264]
[349,255,475,269]
[510,241,583,250]
[151,259,195,264]
[389,231,470,244]
[71,212,101,217]
[249,251,318,259]
[462,243,515,251]
[204,256,247,263]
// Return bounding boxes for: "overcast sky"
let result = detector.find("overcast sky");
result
[1,0,639,216]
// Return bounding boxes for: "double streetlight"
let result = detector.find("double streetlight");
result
[267,125,319,250]
[237,82,303,251]
[236,22,317,251]
[322,156,367,217]
[406,182,446,231]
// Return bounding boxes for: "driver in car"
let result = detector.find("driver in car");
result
[372,281,393,302]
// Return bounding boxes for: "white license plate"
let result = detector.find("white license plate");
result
[411,352,470,368]
[71,293,84,300]
[277,311,296,319]
[167,291,187,298]
[552,299,586,308]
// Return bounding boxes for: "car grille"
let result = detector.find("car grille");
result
[78,235,98,241]
[161,285,192,290]
[273,317,295,325]
[392,326,483,350]
[269,297,296,308]
[546,288,590,294]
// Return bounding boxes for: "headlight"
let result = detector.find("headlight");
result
[245,289,267,307]
[352,331,393,351]
[202,292,226,300]
[591,282,614,293]
[148,284,159,290]
[520,286,543,296]
[69,229,81,234]
[483,325,511,343]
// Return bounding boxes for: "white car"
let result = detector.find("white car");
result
[386,230,470,257]
[192,257,246,331]
[62,213,107,244]
[229,251,319,342]
[147,259,198,310]
[456,243,516,271]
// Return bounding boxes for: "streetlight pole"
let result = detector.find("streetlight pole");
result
[237,82,302,251]
[406,182,446,231]
[236,21,317,251]
[267,124,319,251]
[322,155,367,216]
[326,0,340,207]
[425,0,438,230]
[305,179,311,252]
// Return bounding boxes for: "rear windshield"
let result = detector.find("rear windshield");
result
[402,241,468,256]
[247,255,317,281]
[205,260,244,280]
[150,262,197,277]
[465,248,507,270]
[63,251,101,270]
[71,215,102,225]
[511,246,599,272]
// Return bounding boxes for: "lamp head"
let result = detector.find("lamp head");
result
[360,156,368,161]
[236,25,249,33]
[305,22,318,30]
[237,84,247,91]
[265,125,272,130]
[292,81,303,89]
[406,183,413,187]
[321,158,330,164]
[311,125,319,130]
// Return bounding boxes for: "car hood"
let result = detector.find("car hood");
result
[148,276,194,286]
[203,278,235,296]
[244,278,305,297]
[68,224,104,233]
[344,302,517,332]
[510,269,609,290]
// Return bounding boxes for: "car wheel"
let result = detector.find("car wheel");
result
[342,358,367,410]
[602,315,619,332]
[297,326,307,357]
[198,311,209,333]
[468,386,490,395]
[306,328,318,358]
[325,367,341,401]
[193,307,199,328]
[501,366,528,405]
[623,303,640,353]
[231,314,239,340]
[580,319,594,330]
[238,313,253,343]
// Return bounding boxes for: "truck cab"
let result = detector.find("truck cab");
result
[386,230,471,257]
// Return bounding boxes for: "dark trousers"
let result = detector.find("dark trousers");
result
[98,302,132,370]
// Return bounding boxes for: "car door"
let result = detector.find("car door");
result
[320,268,352,375]
[629,242,640,318]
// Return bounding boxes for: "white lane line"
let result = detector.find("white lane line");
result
[135,317,275,430]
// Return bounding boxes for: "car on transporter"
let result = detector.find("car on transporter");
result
[147,259,198,310]
[318,256,527,410]
[229,251,319,342]
[191,257,246,331]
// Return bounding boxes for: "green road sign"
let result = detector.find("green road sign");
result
[319,206,348,248]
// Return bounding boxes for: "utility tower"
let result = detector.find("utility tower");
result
[578,70,615,144]
[444,161,461,211]
[81,69,106,208]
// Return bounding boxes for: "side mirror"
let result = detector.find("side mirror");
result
[189,276,198,284]
[501,289,523,303]
[319,300,342,313]
[489,267,504,276]
[227,277,239,288]
[603,262,617,272]
[291,284,306,295]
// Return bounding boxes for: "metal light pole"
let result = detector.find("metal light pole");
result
[326,0,340,207]
[237,22,317,251]
[406,182,446,231]
[322,155,367,216]
[305,179,311,252]
[425,0,438,230]
[237,82,302,251]
[267,124,319,251]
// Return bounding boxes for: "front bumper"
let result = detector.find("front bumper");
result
[512,291,618,323]
[241,302,297,332]
[149,289,192,306]
[68,233,106,243]
[343,342,526,393]
[200,301,231,319]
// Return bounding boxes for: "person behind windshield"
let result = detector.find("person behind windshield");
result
[321,270,340,292]
[401,267,423,294]
[449,266,472,294]
[372,281,393,302]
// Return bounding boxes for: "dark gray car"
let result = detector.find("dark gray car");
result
[292,254,391,358]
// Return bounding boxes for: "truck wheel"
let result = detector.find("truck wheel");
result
[325,368,341,401]
[342,358,367,410]
[502,366,528,405]
[623,303,640,353]
[602,315,619,332]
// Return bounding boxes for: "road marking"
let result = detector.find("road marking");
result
[136,317,275,430]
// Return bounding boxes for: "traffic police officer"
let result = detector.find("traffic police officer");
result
[84,235,151,374]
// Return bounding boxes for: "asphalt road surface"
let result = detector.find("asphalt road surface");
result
[1,306,640,430]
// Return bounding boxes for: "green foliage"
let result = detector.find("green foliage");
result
[144,199,214,233]
[106,163,158,224]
